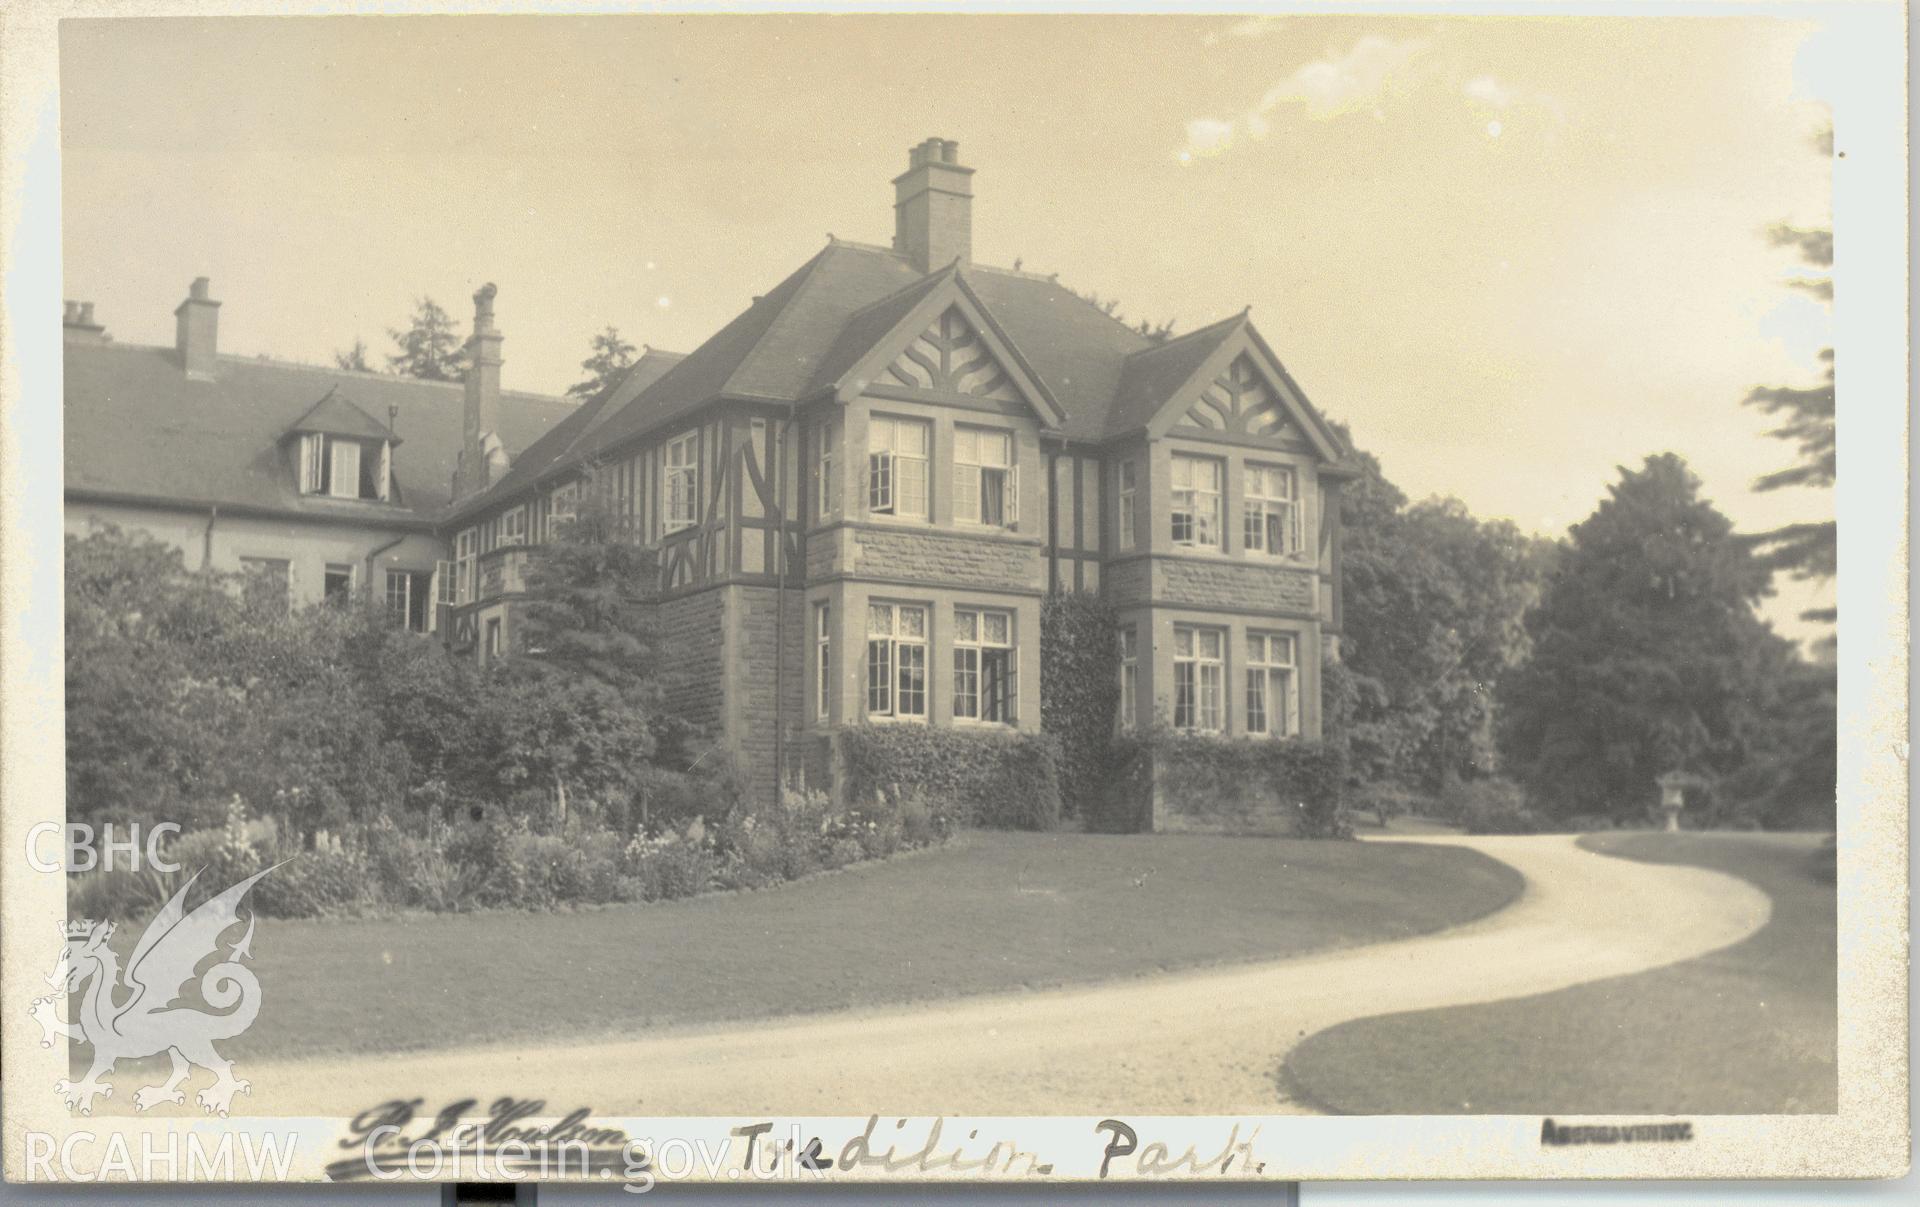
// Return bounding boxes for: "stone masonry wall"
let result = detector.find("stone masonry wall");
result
[657,589,726,739]
[732,584,808,803]
[851,526,1042,591]
[1156,558,1316,614]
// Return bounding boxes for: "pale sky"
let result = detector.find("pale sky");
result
[59,12,1836,639]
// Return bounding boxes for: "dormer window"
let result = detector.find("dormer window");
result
[296,433,392,502]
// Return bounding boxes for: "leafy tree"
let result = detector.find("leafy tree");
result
[386,297,468,381]
[1744,125,1835,636]
[495,492,667,820]
[1497,454,1787,821]
[568,326,638,399]
[1325,426,1549,791]
[333,338,373,373]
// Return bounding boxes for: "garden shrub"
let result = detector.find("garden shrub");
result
[838,724,1060,831]
[1039,592,1120,821]
[1099,728,1351,838]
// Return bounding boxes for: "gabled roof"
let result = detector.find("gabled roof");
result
[65,342,575,521]
[283,386,401,444]
[1106,311,1250,439]
[808,262,1066,428]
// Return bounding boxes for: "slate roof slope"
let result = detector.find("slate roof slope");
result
[1104,310,1250,439]
[450,238,1342,509]
[64,341,575,521]
[453,347,684,516]
[285,387,401,442]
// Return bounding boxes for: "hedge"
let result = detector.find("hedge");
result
[837,724,1063,831]
[1097,727,1352,839]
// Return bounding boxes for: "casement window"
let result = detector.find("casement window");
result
[1245,464,1300,557]
[550,482,579,528]
[953,608,1015,723]
[385,569,432,633]
[433,559,452,630]
[1170,454,1223,548]
[297,434,390,501]
[815,602,833,721]
[814,418,838,521]
[1173,625,1225,732]
[867,416,929,519]
[1117,460,1137,551]
[1246,631,1300,738]
[500,505,528,546]
[866,602,928,719]
[238,557,291,614]
[954,427,1017,528]
[485,617,503,660]
[454,529,477,605]
[1117,626,1139,731]
[323,563,354,609]
[663,432,698,532]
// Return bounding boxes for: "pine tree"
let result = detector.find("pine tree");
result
[333,337,373,373]
[1497,454,1786,822]
[568,326,638,399]
[385,297,468,381]
[1745,124,1835,633]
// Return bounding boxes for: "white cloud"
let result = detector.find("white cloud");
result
[1464,74,1516,108]
[1202,15,1287,46]
[1177,35,1430,161]
[1257,36,1430,120]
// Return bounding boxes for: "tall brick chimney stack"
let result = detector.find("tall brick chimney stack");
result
[174,277,220,378]
[893,138,973,274]
[455,282,508,499]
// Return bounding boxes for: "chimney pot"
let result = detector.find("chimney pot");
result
[79,302,95,325]
[63,301,79,323]
[190,277,210,301]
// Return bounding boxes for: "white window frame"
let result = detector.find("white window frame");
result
[385,568,410,625]
[1170,454,1223,549]
[500,505,528,546]
[866,602,929,720]
[663,432,698,533]
[454,529,476,605]
[953,426,1017,528]
[323,562,355,608]
[327,438,362,501]
[1246,631,1300,737]
[1117,459,1137,551]
[485,617,503,659]
[1117,625,1139,731]
[867,416,929,519]
[953,607,1015,723]
[815,602,832,722]
[814,419,837,520]
[1245,463,1301,558]
[1173,624,1225,733]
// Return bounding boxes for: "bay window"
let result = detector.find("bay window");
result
[1171,454,1223,548]
[1173,624,1224,732]
[1246,632,1300,737]
[866,602,928,719]
[868,416,929,518]
[953,608,1015,723]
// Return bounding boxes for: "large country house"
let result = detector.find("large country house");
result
[66,139,1353,806]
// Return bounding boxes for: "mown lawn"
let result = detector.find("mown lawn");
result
[1280,831,1837,1114]
[230,829,1522,1059]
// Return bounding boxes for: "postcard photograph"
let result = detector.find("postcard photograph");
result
[0,0,1907,1191]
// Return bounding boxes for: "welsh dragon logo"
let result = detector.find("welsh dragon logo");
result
[30,864,279,1117]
